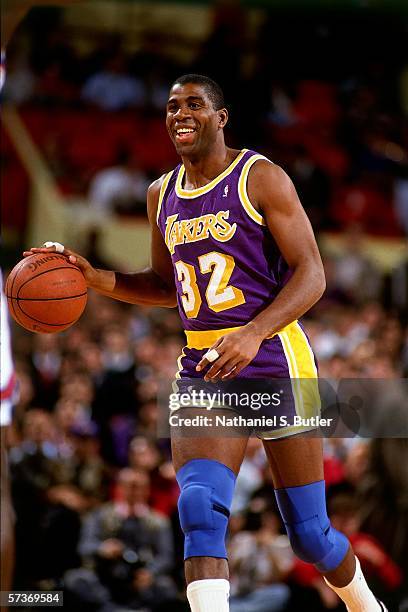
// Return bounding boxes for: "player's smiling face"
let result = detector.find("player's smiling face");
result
[166,83,226,156]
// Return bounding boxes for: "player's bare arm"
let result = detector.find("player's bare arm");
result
[23,178,177,307]
[197,160,325,381]
[249,160,325,335]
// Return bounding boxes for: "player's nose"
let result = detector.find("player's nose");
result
[174,105,192,119]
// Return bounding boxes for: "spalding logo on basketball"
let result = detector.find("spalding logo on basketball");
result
[6,253,87,333]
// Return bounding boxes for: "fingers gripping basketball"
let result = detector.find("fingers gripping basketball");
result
[6,253,87,334]
[43,241,65,253]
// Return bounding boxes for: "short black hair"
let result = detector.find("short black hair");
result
[170,74,225,111]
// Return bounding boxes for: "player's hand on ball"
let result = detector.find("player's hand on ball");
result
[196,324,263,381]
[23,243,98,287]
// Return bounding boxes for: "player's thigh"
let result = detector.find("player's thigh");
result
[171,414,249,475]
[262,434,324,488]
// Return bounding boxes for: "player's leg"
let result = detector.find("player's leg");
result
[172,427,249,612]
[263,435,384,611]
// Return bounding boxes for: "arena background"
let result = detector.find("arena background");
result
[1,1,407,610]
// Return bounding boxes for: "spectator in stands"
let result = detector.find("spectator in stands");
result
[333,225,382,304]
[1,47,36,104]
[134,337,161,381]
[330,494,402,592]
[357,439,408,577]
[79,341,104,376]
[10,408,58,489]
[66,467,176,611]
[228,508,292,612]
[81,51,146,111]
[128,432,177,517]
[66,421,111,509]
[148,459,179,519]
[88,147,150,217]
[35,59,79,106]
[30,333,62,410]
[11,360,35,435]
[58,373,95,421]
[53,396,87,458]
[290,492,403,610]
[100,325,135,374]
[10,409,82,586]
[128,436,161,474]
[134,400,159,439]
[83,292,124,337]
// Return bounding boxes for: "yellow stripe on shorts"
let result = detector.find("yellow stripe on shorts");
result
[175,347,187,380]
[171,346,187,394]
[277,322,320,420]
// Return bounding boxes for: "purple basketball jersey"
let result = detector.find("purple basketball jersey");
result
[157,149,289,332]
[157,149,321,438]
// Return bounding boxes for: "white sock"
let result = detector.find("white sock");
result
[324,557,381,611]
[187,578,230,612]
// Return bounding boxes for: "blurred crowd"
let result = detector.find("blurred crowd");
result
[6,263,408,610]
[1,3,407,235]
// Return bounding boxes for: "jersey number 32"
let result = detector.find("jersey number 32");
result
[175,251,245,318]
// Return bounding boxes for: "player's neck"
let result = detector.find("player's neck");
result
[181,143,239,190]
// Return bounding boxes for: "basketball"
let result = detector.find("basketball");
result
[5,253,87,334]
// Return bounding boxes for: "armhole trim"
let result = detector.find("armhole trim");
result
[238,154,268,226]
[156,170,173,224]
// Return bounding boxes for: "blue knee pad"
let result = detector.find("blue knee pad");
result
[176,459,236,560]
[275,480,349,572]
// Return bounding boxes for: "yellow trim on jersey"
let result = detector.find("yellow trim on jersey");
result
[185,320,298,350]
[238,154,268,225]
[156,171,173,223]
[175,149,248,199]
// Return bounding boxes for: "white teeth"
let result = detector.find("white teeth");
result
[177,128,194,134]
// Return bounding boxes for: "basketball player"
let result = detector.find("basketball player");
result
[26,75,387,611]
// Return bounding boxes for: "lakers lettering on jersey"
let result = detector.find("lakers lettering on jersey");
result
[164,210,237,255]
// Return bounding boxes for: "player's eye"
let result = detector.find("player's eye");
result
[189,102,201,109]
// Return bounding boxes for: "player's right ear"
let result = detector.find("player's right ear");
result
[218,108,228,129]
